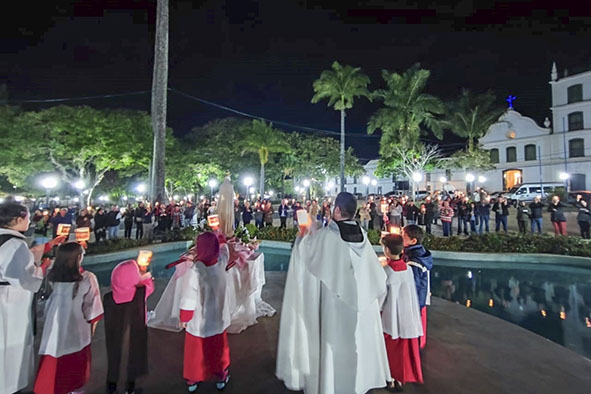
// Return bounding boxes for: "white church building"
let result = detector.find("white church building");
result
[479,63,591,192]
[336,63,591,196]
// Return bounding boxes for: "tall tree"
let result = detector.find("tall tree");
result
[0,106,153,206]
[312,61,371,192]
[444,89,505,152]
[368,65,444,151]
[150,0,169,205]
[239,120,290,197]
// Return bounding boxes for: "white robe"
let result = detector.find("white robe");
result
[380,265,423,339]
[179,244,232,338]
[276,221,391,394]
[39,271,103,357]
[0,229,44,394]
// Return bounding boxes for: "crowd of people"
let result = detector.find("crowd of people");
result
[357,191,591,239]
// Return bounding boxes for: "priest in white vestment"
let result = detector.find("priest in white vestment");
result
[276,192,391,394]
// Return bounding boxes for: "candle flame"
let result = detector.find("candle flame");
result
[488,298,494,307]
[541,309,547,318]
[466,299,471,308]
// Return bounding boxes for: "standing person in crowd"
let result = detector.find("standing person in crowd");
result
[424,198,435,235]
[143,205,154,240]
[233,200,241,229]
[185,202,196,229]
[576,199,591,239]
[254,201,264,229]
[516,201,530,234]
[529,196,544,234]
[456,199,469,236]
[440,200,454,237]
[292,201,303,227]
[308,200,320,224]
[0,203,65,394]
[276,192,390,394]
[357,203,370,230]
[369,199,378,230]
[180,232,232,392]
[264,201,274,227]
[242,201,253,225]
[478,198,491,234]
[103,259,154,394]
[433,197,441,225]
[76,208,93,230]
[49,208,72,238]
[172,205,183,231]
[389,199,403,227]
[34,242,103,394]
[107,205,121,240]
[123,205,134,239]
[321,201,331,227]
[468,202,478,234]
[548,196,567,236]
[402,225,433,350]
[380,234,424,392]
[134,202,147,240]
[493,197,509,233]
[94,208,109,243]
[278,199,289,228]
[405,201,419,226]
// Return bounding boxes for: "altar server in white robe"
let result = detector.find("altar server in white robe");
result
[276,192,391,394]
[0,203,64,394]
[34,242,103,394]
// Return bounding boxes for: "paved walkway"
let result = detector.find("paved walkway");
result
[31,272,591,394]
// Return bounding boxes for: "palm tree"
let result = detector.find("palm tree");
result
[368,65,444,152]
[312,61,371,192]
[150,0,168,204]
[240,120,290,197]
[444,89,505,152]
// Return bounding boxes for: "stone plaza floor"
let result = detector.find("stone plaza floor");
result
[30,271,591,394]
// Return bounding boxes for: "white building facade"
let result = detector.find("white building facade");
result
[332,63,591,197]
[478,63,591,192]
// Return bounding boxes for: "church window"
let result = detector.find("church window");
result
[567,84,583,104]
[569,138,585,158]
[524,144,536,161]
[490,148,499,164]
[568,112,584,131]
[506,147,517,162]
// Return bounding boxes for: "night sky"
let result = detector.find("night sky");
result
[3,0,591,160]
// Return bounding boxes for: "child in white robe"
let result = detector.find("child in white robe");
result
[180,231,232,392]
[34,242,103,394]
[380,234,424,392]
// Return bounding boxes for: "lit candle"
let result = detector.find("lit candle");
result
[380,202,389,214]
[75,227,90,242]
[488,298,494,307]
[207,215,220,231]
[389,226,400,235]
[56,223,71,236]
[466,299,472,308]
[137,250,153,268]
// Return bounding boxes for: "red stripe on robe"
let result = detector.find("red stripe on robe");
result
[384,334,423,384]
[34,345,91,394]
[420,306,427,350]
[183,331,230,383]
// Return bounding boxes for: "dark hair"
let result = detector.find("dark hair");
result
[334,192,357,219]
[403,224,424,244]
[48,242,84,297]
[381,234,404,257]
[0,203,28,227]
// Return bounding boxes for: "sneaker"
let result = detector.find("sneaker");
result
[187,383,198,393]
[216,375,230,391]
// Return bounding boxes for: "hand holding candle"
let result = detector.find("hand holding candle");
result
[296,210,311,236]
[207,214,220,231]
[56,223,72,237]
[137,250,153,273]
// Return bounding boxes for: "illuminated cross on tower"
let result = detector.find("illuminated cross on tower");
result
[506,95,516,109]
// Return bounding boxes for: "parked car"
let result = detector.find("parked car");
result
[504,183,564,205]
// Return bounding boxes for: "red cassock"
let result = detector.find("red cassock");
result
[182,309,231,382]
[381,259,424,385]
[34,344,92,394]
[420,306,427,350]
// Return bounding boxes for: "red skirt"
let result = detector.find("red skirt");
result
[184,331,230,383]
[34,345,91,394]
[420,306,427,350]
[384,334,423,384]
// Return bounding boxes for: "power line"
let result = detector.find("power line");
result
[11,90,150,103]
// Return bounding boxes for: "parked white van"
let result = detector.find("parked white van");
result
[504,183,564,204]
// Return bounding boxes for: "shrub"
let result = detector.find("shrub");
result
[257,226,298,243]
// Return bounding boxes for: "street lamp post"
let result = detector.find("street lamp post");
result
[362,176,370,196]
[411,172,423,200]
[41,177,58,206]
[465,173,475,194]
[208,179,218,200]
[303,179,311,201]
[243,177,254,200]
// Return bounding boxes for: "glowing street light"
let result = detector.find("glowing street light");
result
[295,186,301,192]
[559,172,570,180]
[243,177,254,200]
[136,183,146,193]
[73,180,85,190]
[478,175,487,183]
[269,191,274,196]
[249,187,255,194]
[465,173,475,183]
[41,177,58,190]
[208,179,218,189]
[362,176,370,185]
[371,179,377,186]
[412,172,423,183]
[303,179,311,188]
[173,194,180,201]
[439,176,447,184]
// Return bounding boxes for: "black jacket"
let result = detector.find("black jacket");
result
[529,202,544,219]
[576,206,591,223]
[548,201,566,222]
[492,201,509,217]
